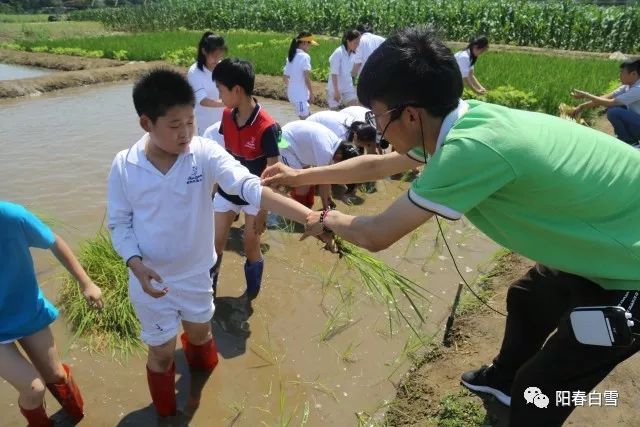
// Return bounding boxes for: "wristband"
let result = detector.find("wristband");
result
[319,209,333,233]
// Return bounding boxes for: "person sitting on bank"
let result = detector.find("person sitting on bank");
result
[571,59,640,145]
[455,35,489,95]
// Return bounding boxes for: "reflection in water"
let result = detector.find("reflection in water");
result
[0,62,53,80]
[0,83,497,427]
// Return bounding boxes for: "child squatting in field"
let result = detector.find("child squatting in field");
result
[0,201,103,426]
[107,68,328,420]
[263,26,640,427]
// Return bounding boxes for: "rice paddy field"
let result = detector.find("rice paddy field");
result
[2,29,619,114]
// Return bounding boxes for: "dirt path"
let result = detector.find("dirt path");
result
[384,253,640,426]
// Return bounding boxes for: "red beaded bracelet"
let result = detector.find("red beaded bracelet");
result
[319,209,333,233]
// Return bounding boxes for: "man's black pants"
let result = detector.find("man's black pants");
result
[492,264,640,426]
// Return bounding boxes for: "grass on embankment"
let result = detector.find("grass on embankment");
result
[0,20,107,43]
[0,14,51,23]
[6,29,618,114]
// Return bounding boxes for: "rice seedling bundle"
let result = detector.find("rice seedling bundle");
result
[58,230,142,357]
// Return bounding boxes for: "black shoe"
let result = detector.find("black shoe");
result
[460,364,512,406]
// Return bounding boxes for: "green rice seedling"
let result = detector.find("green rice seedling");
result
[319,297,357,342]
[58,229,143,358]
[288,376,337,402]
[328,340,360,364]
[225,397,247,426]
[334,238,434,337]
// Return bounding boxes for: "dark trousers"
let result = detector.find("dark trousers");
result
[607,106,640,145]
[493,264,640,426]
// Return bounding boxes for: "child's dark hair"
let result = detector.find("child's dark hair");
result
[467,35,489,66]
[621,59,640,74]
[346,121,376,144]
[196,31,227,71]
[356,24,374,34]
[288,31,312,62]
[334,142,360,162]
[212,58,255,95]
[133,69,195,122]
[358,26,462,119]
[342,29,361,51]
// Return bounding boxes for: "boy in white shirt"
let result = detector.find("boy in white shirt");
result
[107,69,320,420]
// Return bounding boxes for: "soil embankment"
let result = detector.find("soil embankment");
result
[385,253,640,426]
[0,49,329,104]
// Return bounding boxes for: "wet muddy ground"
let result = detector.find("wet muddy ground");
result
[0,82,498,426]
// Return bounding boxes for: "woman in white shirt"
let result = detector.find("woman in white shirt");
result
[283,32,318,119]
[187,32,227,135]
[454,35,489,95]
[327,29,361,110]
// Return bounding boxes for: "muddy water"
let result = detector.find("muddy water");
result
[0,83,499,427]
[0,62,52,80]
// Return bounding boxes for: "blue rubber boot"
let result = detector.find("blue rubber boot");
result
[245,259,264,299]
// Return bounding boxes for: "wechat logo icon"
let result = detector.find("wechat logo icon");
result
[524,386,549,409]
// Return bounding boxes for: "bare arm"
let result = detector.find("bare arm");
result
[303,193,434,252]
[304,70,314,100]
[50,235,104,309]
[260,186,311,224]
[262,151,421,187]
[571,89,621,108]
[352,62,362,78]
[331,74,340,101]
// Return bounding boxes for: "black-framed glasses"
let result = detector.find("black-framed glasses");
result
[364,106,404,130]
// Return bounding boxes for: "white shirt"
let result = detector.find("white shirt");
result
[454,49,473,78]
[340,105,369,123]
[107,135,262,282]
[613,80,640,115]
[202,121,224,148]
[328,45,355,94]
[187,62,224,135]
[306,110,352,139]
[280,121,342,169]
[353,32,385,75]
[283,49,312,102]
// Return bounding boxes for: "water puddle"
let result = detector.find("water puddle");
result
[0,62,53,80]
[0,83,498,426]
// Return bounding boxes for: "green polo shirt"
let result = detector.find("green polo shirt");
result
[410,100,640,291]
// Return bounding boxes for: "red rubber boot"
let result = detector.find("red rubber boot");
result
[180,332,219,372]
[19,403,53,427]
[146,362,177,417]
[46,363,84,422]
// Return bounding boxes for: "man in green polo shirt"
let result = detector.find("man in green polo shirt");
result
[262,26,640,426]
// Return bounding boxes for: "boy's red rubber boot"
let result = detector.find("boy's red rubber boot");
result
[146,362,177,417]
[46,363,84,422]
[19,403,53,427]
[180,332,219,372]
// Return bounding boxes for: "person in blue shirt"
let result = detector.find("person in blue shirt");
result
[0,201,103,426]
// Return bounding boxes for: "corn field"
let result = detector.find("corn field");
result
[70,0,640,53]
